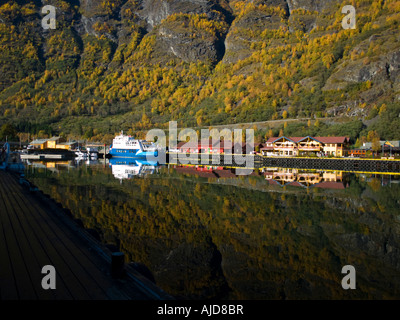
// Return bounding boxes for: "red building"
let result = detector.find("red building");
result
[176,139,246,154]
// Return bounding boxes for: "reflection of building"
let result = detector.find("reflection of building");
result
[26,160,76,172]
[174,165,238,179]
[263,167,348,189]
[264,168,299,184]
[260,136,350,157]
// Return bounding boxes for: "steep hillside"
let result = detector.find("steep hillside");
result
[0,0,399,141]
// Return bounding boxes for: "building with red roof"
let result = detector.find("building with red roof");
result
[260,136,350,157]
[175,139,247,154]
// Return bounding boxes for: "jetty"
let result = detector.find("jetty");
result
[262,156,400,174]
[0,170,172,300]
[166,153,400,174]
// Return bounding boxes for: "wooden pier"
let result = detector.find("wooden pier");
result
[0,170,172,300]
[20,154,66,160]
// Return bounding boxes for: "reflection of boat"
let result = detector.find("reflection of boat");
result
[86,147,99,159]
[85,159,99,165]
[109,157,158,180]
[109,132,163,159]
[74,149,88,159]
[0,143,25,172]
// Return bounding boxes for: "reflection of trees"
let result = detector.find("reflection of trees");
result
[28,167,400,299]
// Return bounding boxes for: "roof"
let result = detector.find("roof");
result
[57,141,78,146]
[176,139,242,149]
[174,166,218,178]
[363,141,400,148]
[269,136,307,143]
[287,181,307,188]
[266,179,279,186]
[290,137,306,143]
[314,181,346,189]
[176,141,204,148]
[265,136,350,145]
[297,136,323,143]
[214,169,237,178]
[385,141,400,147]
[30,139,48,145]
[271,136,300,143]
[47,136,61,141]
[313,137,350,144]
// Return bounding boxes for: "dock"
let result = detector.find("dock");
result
[20,154,66,160]
[262,156,400,174]
[166,153,400,173]
[0,170,172,300]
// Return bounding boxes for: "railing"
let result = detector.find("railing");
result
[298,147,321,151]
[274,146,296,150]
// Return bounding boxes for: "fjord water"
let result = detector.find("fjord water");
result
[26,161,400,299]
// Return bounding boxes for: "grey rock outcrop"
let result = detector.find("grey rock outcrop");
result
[323,48,400,91]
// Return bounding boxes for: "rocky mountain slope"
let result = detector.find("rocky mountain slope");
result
[0,0,399,140]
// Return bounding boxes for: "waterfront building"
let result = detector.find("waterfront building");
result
[175,139,246,154]
[28,138,49,150]
[260,136,350,157]
[28,137,78,151]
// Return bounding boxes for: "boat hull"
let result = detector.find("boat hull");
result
[109,148,158,158]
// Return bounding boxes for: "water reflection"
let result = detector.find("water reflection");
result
[24,160,400,299]
[109,158,159,180]
[263,167,350,189]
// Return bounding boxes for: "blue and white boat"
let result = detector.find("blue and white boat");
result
[109,132,161,159]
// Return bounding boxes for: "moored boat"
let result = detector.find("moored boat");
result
[109,132,162,159]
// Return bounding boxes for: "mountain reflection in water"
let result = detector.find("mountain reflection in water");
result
[25,160,400,299]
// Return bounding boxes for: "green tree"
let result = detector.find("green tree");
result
[372,137,381,153]
[0,123,18,141]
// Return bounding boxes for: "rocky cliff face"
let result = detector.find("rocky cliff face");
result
[286,0,338,13]
[324,32,400,90]
[41,0,344,65]
[135,0,231,29]
[1,0,400,129]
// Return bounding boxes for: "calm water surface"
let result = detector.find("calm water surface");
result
[25,159,400,299]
